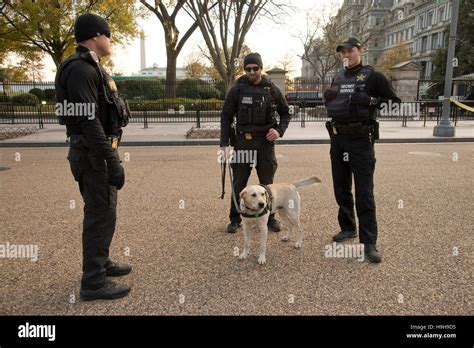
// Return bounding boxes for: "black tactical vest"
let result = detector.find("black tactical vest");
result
[326,65,374,122]
[55,52,130,136]
[236,80,276,129]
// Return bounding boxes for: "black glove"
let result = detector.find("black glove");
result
[350,91,372,106]
[323,87,339,102]
[107,162,125,190]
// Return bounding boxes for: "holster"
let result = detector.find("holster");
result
[229,123,236,147]
[371,121,380,140]
[325,121,334,137]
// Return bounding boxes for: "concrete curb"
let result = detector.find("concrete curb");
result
[1,137,473,147]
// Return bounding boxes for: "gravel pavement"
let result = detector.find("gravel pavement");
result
[0,143,472,315]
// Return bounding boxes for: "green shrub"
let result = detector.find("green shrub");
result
[115,78,165,99]
[11,93,39,105]
[0,94,10,102]
[29,88,45,100]
[176,79,220,99]
[128,98,224,112]
[215,80,226,100]
[43,89,56,101]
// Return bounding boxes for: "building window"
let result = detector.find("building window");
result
[421,36,428,51]
[374,39,378,47]
[418,15,424,29]
[438,6,445,22]
[431,33,439,49]
[427,11,433,26]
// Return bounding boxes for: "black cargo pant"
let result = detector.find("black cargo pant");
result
[229,134,278,223]
[329,133,378,245]
[67,135,118,290]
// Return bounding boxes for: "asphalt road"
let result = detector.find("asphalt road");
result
[0,143,472,315]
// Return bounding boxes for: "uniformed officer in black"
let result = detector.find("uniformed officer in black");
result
[324,37,400,263]
[55,13,131,300]
[220,53,291,233]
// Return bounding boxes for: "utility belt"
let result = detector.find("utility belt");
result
[237,130,268,141]
[325,120,379,139]
[67,132,122,150]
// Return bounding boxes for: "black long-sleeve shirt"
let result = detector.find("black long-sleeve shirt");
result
[341,63,401,109]
[220,75,291,147]
[56,45,119,167]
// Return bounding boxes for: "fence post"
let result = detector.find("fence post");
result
[143,103,148,129]
[196,103,201,128]
[454,105,458,126]
[300,102,305,128]
[423,104,427,127]
[38,102,44,129]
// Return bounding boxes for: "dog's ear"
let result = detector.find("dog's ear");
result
[263,188,269,203]
[239,188,247,199]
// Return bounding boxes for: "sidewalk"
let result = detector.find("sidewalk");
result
[0,120,473,147]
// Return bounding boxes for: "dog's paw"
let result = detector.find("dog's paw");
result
[294,242,302,249]
[258,255,266,265]
[281,236,289,242]
[238,252,248,260]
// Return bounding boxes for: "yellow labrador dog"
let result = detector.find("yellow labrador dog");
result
[238,176,321,264]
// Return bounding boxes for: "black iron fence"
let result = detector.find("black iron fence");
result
[1,100,472,129]
[1,79,473,128]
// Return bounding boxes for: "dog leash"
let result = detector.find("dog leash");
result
[227,157,243,214]
[220,156,226,199]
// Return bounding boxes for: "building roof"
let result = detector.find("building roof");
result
[453,73,474,81]
[391,60,423,70]
[266,67,288,74]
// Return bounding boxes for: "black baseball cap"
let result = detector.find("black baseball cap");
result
[336,37,362,52]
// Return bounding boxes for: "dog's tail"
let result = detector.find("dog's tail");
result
[293,176,322,189]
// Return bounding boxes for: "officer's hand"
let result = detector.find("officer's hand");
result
[323,87,338,102]
[107,164,125,190]
[266,128,280,142]
[350,91,372,106]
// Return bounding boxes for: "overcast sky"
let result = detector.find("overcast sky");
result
[40,0,343,80]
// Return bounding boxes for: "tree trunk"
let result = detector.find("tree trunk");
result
[165,50,177,99]
[224,75,235,95]
[52,49,64,68]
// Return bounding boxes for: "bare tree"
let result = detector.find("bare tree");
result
[185,0,288,93]
[277,51,296,76]
[202,44,252,82]
[183,51,206,79]
[139,0,202,97]
[298,12,344,84]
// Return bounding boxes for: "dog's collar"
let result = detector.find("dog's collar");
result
[240,184,273,219]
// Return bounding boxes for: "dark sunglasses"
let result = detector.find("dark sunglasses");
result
[245,66,260,72]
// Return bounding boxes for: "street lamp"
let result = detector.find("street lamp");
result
[433,0,459,137]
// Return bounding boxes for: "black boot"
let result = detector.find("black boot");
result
[227,220,241,233]
[364,244,382,263]
[80,280,131,301]
[332,230,357,242]
[267,216,281,232]
[105,261,132,277]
